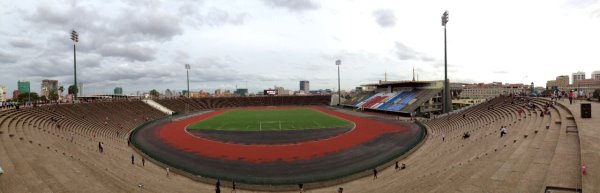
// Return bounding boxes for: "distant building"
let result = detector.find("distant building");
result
[546,80,557,90]
[461,83,529,99]
[573,79,600,96]
[12,90,20,100]
[572,71,585,84]
[189,91,209,98]
[592,71,600,80]
[78,83,84,96]
[114,87,123,95]
[355,87,363,92]
[300,80,309,93]
[0,84,6,102]
[18,80,30,94]
[222,89,231,97]
[41,79,59,97]
[555,75,569,91]
[234,88,248,96]
[272,85,293,96]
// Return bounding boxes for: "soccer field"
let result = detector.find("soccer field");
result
[187,108,353,131]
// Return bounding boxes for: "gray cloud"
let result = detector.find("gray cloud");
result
[10,38,35,48]
[262,0,319,12]
[593,8,600,18]
[20,56,73,77]
[116,9,183,41]
[175,50,191,65]
[201,8,249,27]
[372,9,396,28]
[564,0,599,8]
[394,42,435,62]
[98,44,156,62]
[0,50,19,63]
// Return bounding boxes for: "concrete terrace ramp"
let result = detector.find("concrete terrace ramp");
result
[558,100,598,193]
[142,99,174,115]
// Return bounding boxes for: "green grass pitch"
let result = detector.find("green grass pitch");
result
[187,108,353,131]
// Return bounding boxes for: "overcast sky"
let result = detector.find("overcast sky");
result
[1,0,599,96]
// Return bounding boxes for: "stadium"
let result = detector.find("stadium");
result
[1,85,598,192]
[2,1,600,193]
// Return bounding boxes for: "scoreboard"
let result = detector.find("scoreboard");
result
[264,90,277,95]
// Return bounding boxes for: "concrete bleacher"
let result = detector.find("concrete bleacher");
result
[304,96,583,193]
[156,95,331,114]
[0,96,587,193]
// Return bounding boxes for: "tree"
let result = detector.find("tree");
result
[48,90,59,101]
[68,85,78,95]
[17,92,39,103]
[541,89,553,97]
[149,89,160,98]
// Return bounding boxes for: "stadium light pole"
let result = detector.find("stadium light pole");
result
[185,64,190,98]
[70,30,79,101]
[441,11,449,113]
[336,59,341,106]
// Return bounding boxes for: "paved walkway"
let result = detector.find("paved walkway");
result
[557,99,599,193]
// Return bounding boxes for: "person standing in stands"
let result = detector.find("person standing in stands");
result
[298,183,303,193]
[231,181,236,193]
[395,161,399,171]
[568,90,574,104]
[131,154,135,165]
[215,179,221,193]
[373,168,378,179]
[166,167,170,177]
[142,157,145,166]
[500,126,508,138]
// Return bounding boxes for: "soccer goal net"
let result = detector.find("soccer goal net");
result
[259,121,282,131]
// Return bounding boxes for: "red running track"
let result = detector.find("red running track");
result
[158,106,408,163]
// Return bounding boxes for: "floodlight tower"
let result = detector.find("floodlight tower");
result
[70,30,79,101]
[336,59,341,106]
[441,10,450,113]
[185,64,191,97]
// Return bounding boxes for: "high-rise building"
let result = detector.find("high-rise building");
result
[0,84,6,102]
[300,80,309,93]
[274,86,289,95]
[235,88,248,96]
[555,75,569,91]
[592,71,600,80]
[114,87,123,95]
[18,80,30,94]
[546,80,557,90]
[572,71,585,84]
[41,79,59,97]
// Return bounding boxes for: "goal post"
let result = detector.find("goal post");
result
[259,121,282,131]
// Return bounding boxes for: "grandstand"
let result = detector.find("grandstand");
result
[345,80,445,115]
[0,95,595,193]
